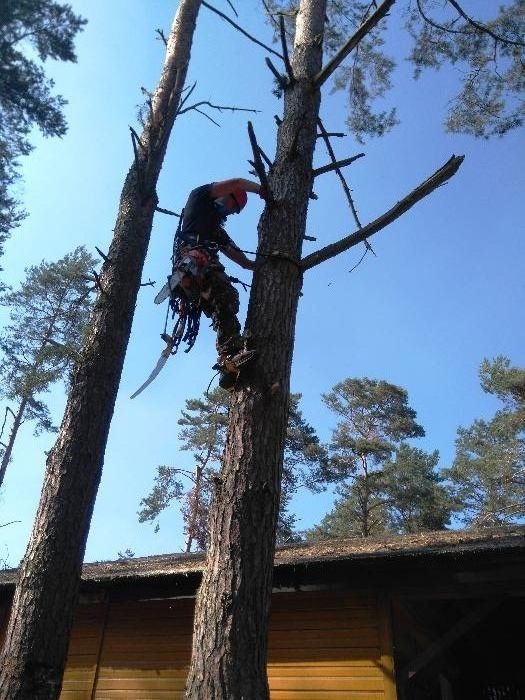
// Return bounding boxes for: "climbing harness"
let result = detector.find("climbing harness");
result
[131,212,211,399]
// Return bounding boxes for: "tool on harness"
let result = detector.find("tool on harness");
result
[131,212,212,399]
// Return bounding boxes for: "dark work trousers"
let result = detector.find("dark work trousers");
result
[200,261,242,355]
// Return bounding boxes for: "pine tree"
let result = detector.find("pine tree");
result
[0,1,86,261]
[138,389,326,550]
[0,247,96,488]
[0,3,202,697]
[315,378,426,537]
[444,356,525,527]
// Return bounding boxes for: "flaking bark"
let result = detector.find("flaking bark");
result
[0,2,202,698]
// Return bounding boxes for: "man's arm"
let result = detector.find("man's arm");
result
[210,178,265,199]
[222,244,256,271]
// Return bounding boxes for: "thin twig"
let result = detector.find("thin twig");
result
[447,0,525,48]
[177,81,198,113]
[92,269,107,296]
[202,1,283,58]
[301,155,465,271]
[313,153,365,177]
[140,280,156,288]
[0,521,21,529]
[155,28,168,46]
[314,0,396,88]
[317,117,362,229]
[178,101,260,117]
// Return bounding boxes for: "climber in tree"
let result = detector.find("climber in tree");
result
[176,178,266,388]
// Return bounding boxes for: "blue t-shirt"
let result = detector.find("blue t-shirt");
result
[177,184,235,255]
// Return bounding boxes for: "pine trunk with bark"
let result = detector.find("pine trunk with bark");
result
[185,1,327,697]
[0,2,201,698]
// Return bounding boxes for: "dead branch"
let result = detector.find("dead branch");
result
[177,101,260,118]
[265,57,288,89]
[313,153,364,177]
[314,0,396,88]
[155,28,168,46]
[301,155,464,271]
[258,144,273,169]
[156,206,180,217]
[317,131,345,139]
[317,117,362,229]
[140,280,156,288]
[279,15,294,82]
[202,1,283,59]
[91,269,107,296]
[177,81,198,113]
[95,246,112,264]
[0,521,21,529]
[247,121,272,201]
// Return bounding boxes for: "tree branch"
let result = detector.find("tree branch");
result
[202,1,283,59]
[279,14,294,82]
[317,118,363,229]
[156,206,180,217]
[265,57,288,89]
[446,0,525,48]
[313,153,364,177]
[177,101,260,117]
[247,121,272,201]
[301,155,464,271]
[313,0,396,88]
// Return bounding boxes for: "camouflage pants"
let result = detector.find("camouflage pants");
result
[200,261,242,354]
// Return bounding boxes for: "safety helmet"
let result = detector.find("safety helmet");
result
[230,189,248,213]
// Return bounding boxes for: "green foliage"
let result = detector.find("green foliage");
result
[0,0,86,254]
[0,246,96,436]
[443,357,525,527]
[264,1,524,140]
[406,1,524,138]
[311,377,430,537]
[138,389,327,550]
[382,444,452,532]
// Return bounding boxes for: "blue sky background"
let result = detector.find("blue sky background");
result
[0,0,523,566]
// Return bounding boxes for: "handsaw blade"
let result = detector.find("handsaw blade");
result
[130,345,172,400]
[154,271,184,305]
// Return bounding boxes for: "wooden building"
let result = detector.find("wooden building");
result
[1,526,524,699]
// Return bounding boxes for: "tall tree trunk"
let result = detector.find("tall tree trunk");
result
[0,397,28,488]
[185,1,326,697]
[0,3,202,698]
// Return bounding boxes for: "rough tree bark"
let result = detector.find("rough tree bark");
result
[186,0,462,697]
[0,2,202,698]
[185,1,327,697]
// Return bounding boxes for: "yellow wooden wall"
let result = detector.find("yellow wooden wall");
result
[1,590,397,699]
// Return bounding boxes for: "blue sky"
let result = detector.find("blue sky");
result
[0,0,523,566]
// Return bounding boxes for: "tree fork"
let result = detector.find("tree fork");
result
[185,1,327,698]
[0,2,202,698]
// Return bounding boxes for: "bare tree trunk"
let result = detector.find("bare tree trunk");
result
[185,1,327,697]
[0,3,201,698]
[0,398,28,488]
